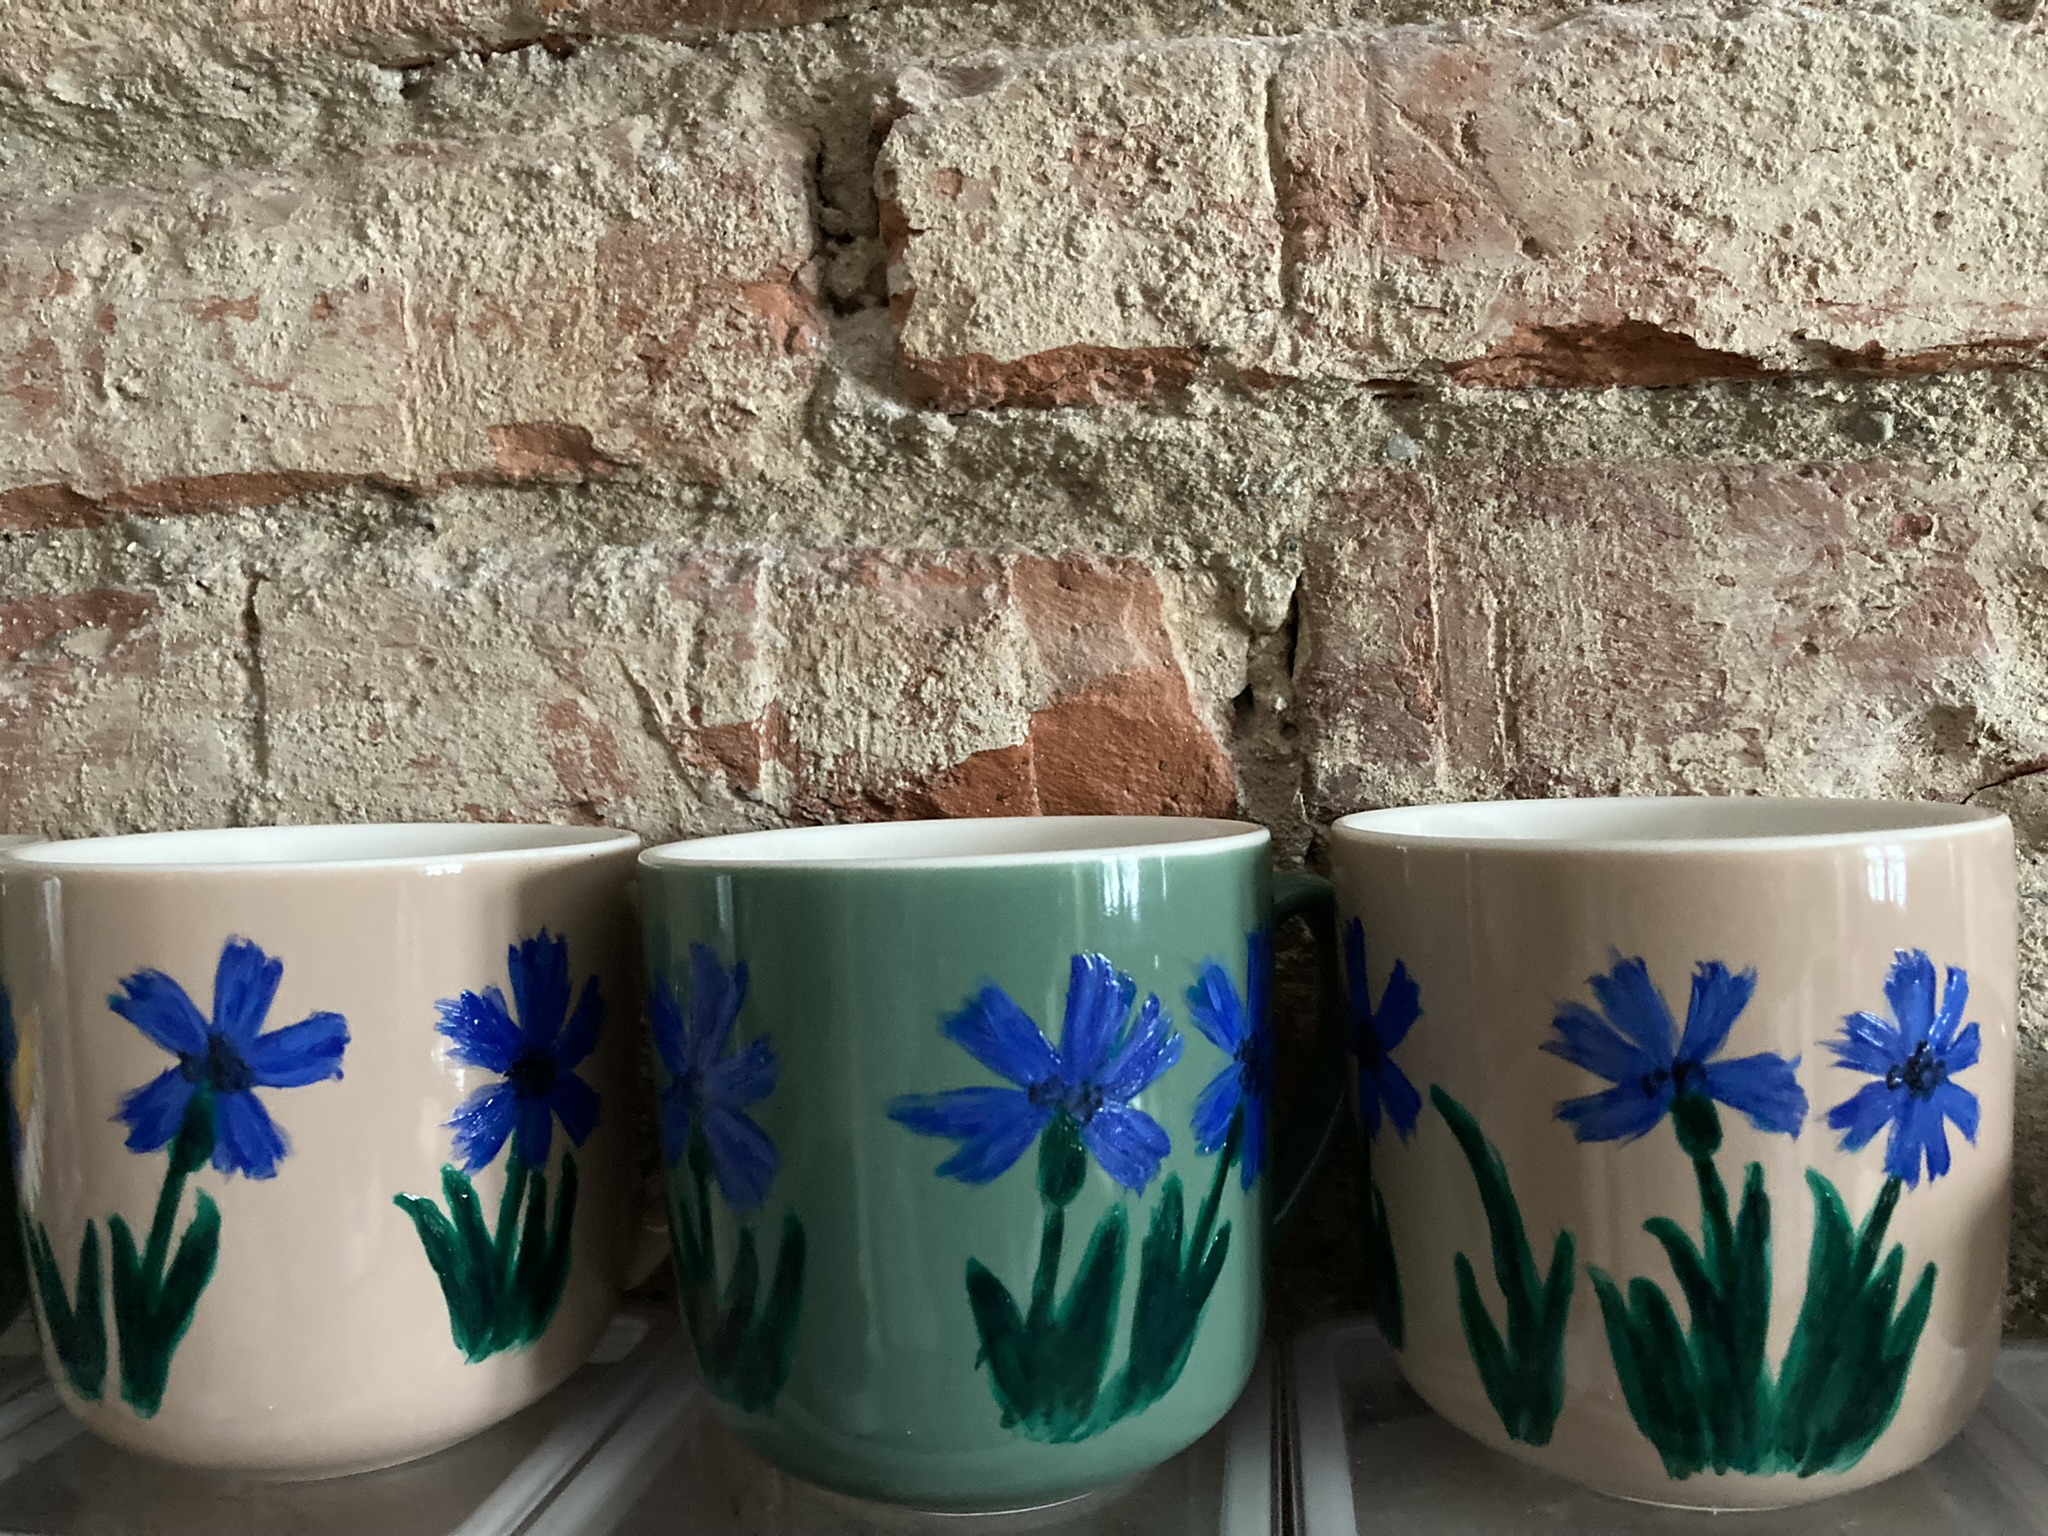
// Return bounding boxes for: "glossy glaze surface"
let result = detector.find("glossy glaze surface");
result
[639,817,1274,1509]
[0,825,642,1476]
[1331,798,2015,1509]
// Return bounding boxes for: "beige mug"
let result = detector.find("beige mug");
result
[1330,797,2014,1509]
[0,824,643,1477]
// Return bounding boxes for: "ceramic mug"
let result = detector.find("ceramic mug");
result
[637,815,1342,1509]
[1331,797,2014,1509]
[0,834,32,1340]
[0,823,643,1476]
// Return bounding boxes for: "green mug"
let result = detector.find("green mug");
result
[637,816,1341,1509]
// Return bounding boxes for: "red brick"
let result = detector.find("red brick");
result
[1278,11,2048,385]
[258,546,1239,827]
[0,585,244,835]
[879,40,1282,411]
[1298,463,2004,819]
[0,116,819,509]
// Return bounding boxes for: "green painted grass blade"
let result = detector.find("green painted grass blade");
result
[965,1258,1032,1428]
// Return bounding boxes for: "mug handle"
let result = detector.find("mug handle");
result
[1266,870,1349,1232]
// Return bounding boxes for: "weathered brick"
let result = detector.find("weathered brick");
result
[0,582,246,836]
[1281,11,2048,384]
[1297,462,2015,819]
[257,543,1241,827]
[879,40,1283,410]
[5,0,874,73]
[0,115,820,512]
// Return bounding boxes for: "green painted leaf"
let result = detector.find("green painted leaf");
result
[26,1217,105,1401]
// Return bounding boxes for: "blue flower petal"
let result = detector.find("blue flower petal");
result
[1186,963,1245,1056]
[1828,1011,1909,1076]
[1375,960,1421,1054]
[108,969,210,1056]
[1825,1079,1897,1151]
[1191,1063,1242,1155]
[703,1103,779,1213]
[1933,1079,1979,1145]
[510,930,572,1049]
[1945,1021,1982,1076]
[1060,954,1135,1084]
[940,985,1060,1089]
[211,938,284,1048]
[1588,956,1678,1070]
[550,1072,600,1149]
[1886,1091,1951,1186]
[213,1089,287,1179]
[1884,950,1939,1046]
[657,1081,695,1168]
[1543,1001,1651,1084]
[706,1036,776,1108]
[1095,994,1182,1102]
[1701,1051,1807,1137]
[1080,1102,1171,1192]
[1370,1057,1423,1142]
[116,1067,194,1154]
[513,1094,555,1169]
[1675,962,1758,1066]
[436,988,521,1073]
[1558,1080,1671,1144]
[1932,970,1971,1056]
[555,977,604,1072]
[888,1087,1047,1184]
[689,944,746,1071]
[1238,1081,1267,1189]
[648,982,691,1081]
[243,1011,349,1088]
[450,1080,521,1172]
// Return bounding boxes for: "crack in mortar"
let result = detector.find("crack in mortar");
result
[619,655,695,787]
[238,571,272,817]
[1964,756,2048,802]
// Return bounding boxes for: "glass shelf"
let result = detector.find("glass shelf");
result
[1288,1316,2048,1536]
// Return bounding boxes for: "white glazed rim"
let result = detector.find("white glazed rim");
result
[642,816,1269,870]
[0,823,641,873]
[1332,796,2008,853]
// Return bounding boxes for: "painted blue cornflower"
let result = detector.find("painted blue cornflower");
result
[1825,949,1981,1188]
[889,953,1184,1194]
[110,936,349,1180]
[1344,919,1422,1142]
[439,930,604,1175]
[1543,954,1806,1145]
[1188,930,1273,1189]
[649,944,779,1214]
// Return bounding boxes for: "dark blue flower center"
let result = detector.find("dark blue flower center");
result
[1357,1022,1385,1070]
[179,1032,254,1096]
[507,1047,559,1101]
[1237,1036,1272,1100]
[1887,1042,1947,1099]
[1030,1077,1105,1122]
[1639,1058,1705,1099]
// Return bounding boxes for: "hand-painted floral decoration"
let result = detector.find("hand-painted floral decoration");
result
[889,952,1182,1193]
[1343,918,1422,1141]
[397,930,603,1364]
[1824,949,1981,1187]
[1543,955,1806,1144]
[650,943,779,1215]
[1187,929,1273,1190]
[111,936,349,1179]
[438,930,603,1174]
[657,942,805,1415]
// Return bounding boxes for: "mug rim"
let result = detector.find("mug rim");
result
[641,814,1269,870]
[1332,795,2008,853]
[0,822,640,873]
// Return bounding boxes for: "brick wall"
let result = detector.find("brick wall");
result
[5,0,2048,1330]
